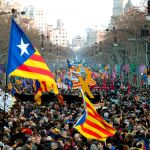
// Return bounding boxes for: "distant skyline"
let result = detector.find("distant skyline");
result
[14,0,143,41]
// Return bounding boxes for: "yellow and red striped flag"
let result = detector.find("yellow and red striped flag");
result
[74,90,116,141]
[33,80,52,105]
[7,19,58,95]
[88,78,96,87]
[72,80,82,89]
[56,93,64,105]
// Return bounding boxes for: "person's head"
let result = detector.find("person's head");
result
[123,145,130,150]
[68,115,73,120]
[61,130,67,138]
[66,138,72,146]
[74,133,81,142]
[107,143,113,149]
[64,124,69,131]
[25,137,33,150]
[51,142,58,150]
[58,140,64,147]
[29,120,34,126]
[97,141,105,149]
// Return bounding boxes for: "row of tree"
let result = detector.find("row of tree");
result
[0,13,74,64]
[80,6,150,65]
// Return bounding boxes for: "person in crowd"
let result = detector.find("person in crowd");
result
[0,84,149,150]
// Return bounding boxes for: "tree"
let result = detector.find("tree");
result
[103,6,150,65]
[0,15,42,63]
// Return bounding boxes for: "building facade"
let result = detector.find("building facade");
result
[124,0,133,13]
[50,19,68,47]
[86,28,97,45]
[21,6,68,47]
[113,0,124,16]
[71,35,86,51]
[34,9,48,33]
[23,5,35,20]
[85,28,105,46]
[0,0,5,8]
[112,0,133,17]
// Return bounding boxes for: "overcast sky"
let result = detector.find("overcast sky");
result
[14,0,143,40]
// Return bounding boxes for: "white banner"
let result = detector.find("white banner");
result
[0,90,16,112]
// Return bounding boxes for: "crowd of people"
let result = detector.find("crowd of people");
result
[0,83,149,150]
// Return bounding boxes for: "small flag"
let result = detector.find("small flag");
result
[67,59,72,68]
[56,93,64,105]
[67,59,75,70]
[64,78,73,88]
[88,78,96,87]
[33,80,49,104]
[70,70,81,78]
[74,90,116,141]
[72,80,82,89]
[7,19,58,95]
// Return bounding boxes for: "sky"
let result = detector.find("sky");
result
[14,0,143,41]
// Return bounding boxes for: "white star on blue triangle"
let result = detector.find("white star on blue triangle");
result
[17,38,29,56]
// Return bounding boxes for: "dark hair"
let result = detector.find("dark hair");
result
[26,138,32,145]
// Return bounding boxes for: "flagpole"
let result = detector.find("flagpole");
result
[1,8,17,145]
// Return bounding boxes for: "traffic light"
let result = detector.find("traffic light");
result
[148,0,150,15]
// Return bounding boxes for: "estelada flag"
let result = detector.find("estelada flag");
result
[74,90,116,141]
[7,19,58,94]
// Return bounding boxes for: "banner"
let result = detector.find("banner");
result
[0,90,16,112]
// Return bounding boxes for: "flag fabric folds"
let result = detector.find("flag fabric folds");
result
[33,80,52,104]
[67,59,75,70]
[74,90,116,141]
[56,93,64,105]
[7,19,58,95]
[64,78,73,88]
[88,78,96,87]
[72,80,82,89]
[33,80,49,93]
[67,59,72,68]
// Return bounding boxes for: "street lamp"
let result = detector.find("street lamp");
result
[11,8,25,18]
[41,34,44,50]
[99,41,102,55]
[106,27,118,46]
[49,42,52,53]
[0,8,25,17]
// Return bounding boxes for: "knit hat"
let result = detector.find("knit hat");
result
[21,128,32,135]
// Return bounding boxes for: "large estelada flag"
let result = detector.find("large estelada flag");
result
[7,19,58,94]
[74,90,116,141]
